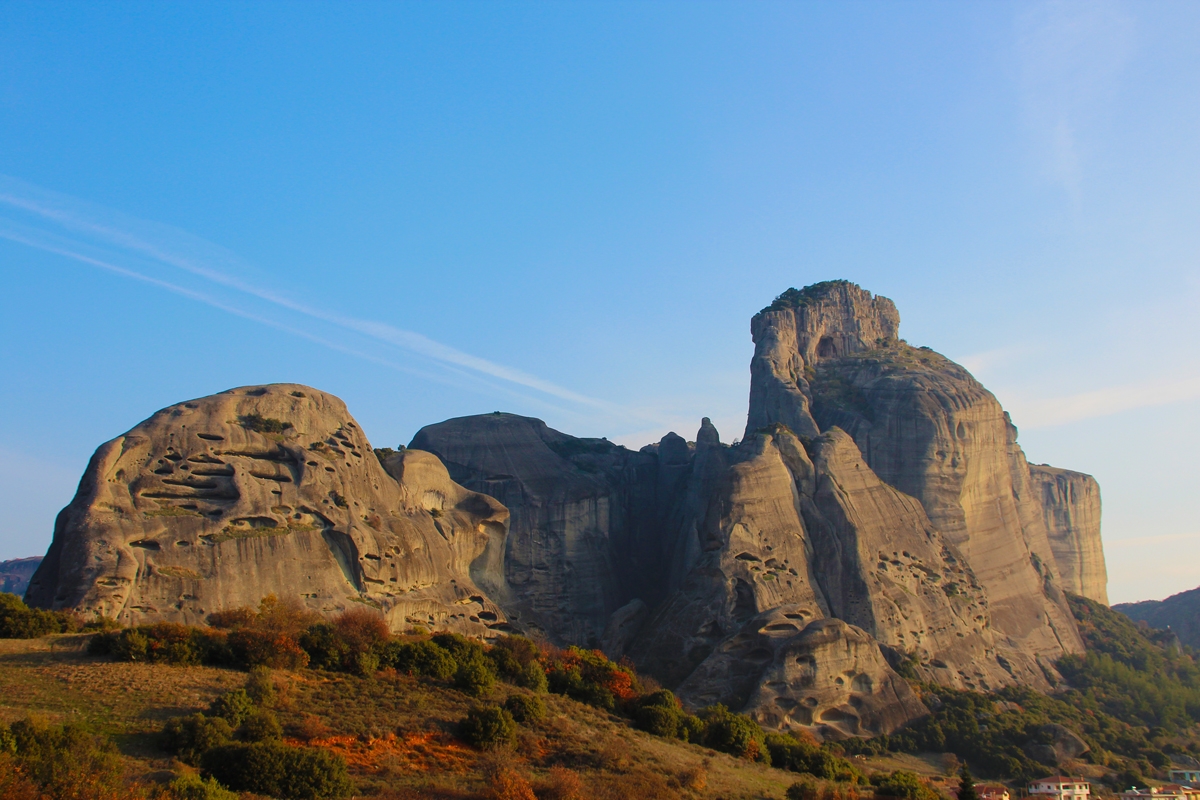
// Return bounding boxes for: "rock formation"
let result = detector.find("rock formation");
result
[26,384,508,635]
[749,281,1093,666]
[409,413,659,646]
[1029,465,1107,604]
[32,281,1111,742]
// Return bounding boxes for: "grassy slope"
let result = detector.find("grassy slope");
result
[0,635,823,799]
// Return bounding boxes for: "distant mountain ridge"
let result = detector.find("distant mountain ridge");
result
[0,557,42,596]
[1115,587,1200,649]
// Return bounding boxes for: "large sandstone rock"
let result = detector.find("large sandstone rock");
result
[630,423,1031,710]
[26,385,509,635]
[1029,465,1107,604]
[409,413,660,647]
[748,281,1088,669]
[677,615,928,739]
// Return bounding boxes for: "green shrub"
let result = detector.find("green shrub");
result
[227,628,309,670]
[458,706,518,749]
[699,704,769,763]
[209,689,255,727]
[503,694,546,725]
[167,772,239,800]
[7,717,125,797]
[201,741,352,800]
[90,623,229,665]
[161,714,234,765]
[636,704,680,738]
[298,623,350,671]
[238,710,283,743]
[245,666,276,707]
[787,776,821,800]
[239,414,293,434]
[455,658,497,696]
[0,594,78,638]
[378,639,457,679]
[874,771,941,800]
[765,732,862,781]
[517,660,549,692]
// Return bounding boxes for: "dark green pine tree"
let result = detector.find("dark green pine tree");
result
[958,765,980,800]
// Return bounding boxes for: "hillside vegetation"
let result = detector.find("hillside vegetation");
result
[843,594,1200,786]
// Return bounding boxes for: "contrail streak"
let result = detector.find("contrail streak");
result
[0,174,622,416]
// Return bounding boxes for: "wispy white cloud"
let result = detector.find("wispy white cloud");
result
[0,174,629,420]
[1015,0,1134,205]
[1008,372,1200,428]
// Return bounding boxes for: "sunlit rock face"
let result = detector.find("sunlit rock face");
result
[27,384,509,636]
[1028,464,1108,604]
[747,281,1090,673]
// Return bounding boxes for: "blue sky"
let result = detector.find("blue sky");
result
[1,1,1197,603]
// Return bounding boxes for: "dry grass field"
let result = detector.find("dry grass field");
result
[0,634,947,799]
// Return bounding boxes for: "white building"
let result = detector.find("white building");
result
[1028,777,1091,800]
[1119,786,1200,800]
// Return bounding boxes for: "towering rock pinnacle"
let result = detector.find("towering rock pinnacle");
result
[745,281,900,439]
[746,281,1107,665]
[27,384,509,635]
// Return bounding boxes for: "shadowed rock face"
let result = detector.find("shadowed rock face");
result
[748,281,1090,669]
[26,384,509,636]
[1029,465,1107,604]
[677,614,928,739]
[409,413,660,647]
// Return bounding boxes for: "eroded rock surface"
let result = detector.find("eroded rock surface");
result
[1029,465,1107,604]
[678,615,928,738]
[26,384,508,635]
[409,413,660,646]
[749,281,1089,668]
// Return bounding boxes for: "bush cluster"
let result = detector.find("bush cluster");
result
[0,592,111,638]
[544,645,638,711]
[159,667,347,799]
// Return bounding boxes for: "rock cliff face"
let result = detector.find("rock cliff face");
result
[409,413,659,647]
[1029,465,1107,604]
[749,282,1092,668]
[26,384,508,635]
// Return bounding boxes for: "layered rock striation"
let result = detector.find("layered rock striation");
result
[1029,465,1107,604]
[748,282,1095,668]
[409,413,660,646]
[27,384,508,635]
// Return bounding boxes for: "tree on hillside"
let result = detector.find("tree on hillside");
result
[958,765,979,800]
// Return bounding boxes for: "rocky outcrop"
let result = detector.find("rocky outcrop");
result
[1029,465,1107,604]
[745,282,900,440]
[409,413,660,647]
[26,385,509,635]
[1116,587,1200,649]
[676,615,929,739]
[1,557,42,596]
[630,423,1038,704]
[748,281,1088,669]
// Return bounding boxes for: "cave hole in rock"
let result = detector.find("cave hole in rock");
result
[817,336,837,358]
[733,579,757,621]
[130,539,161,550]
